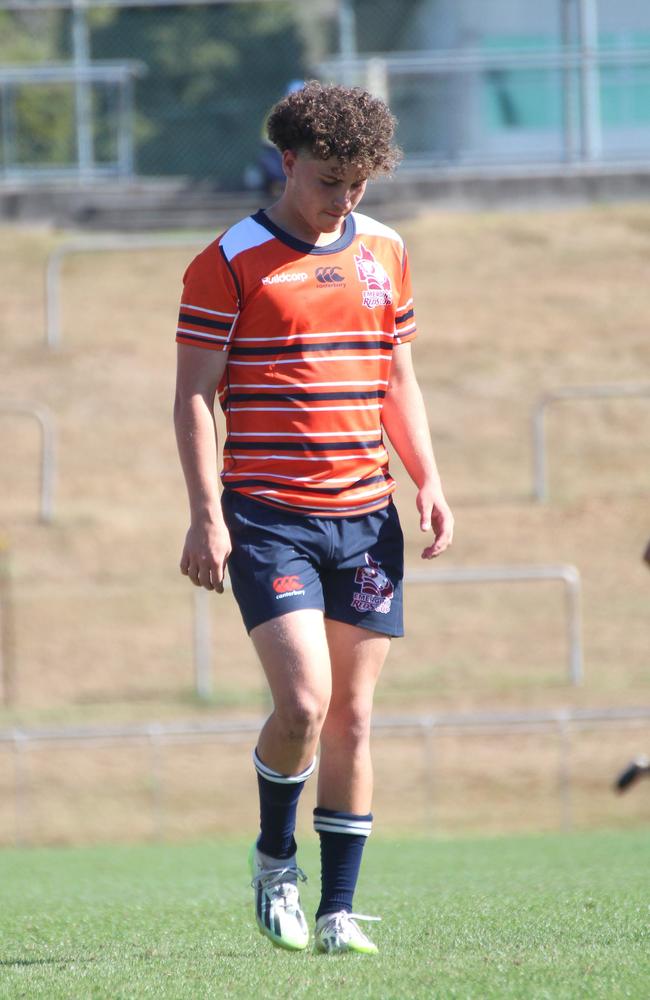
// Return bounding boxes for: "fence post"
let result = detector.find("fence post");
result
[12,730,28,848]
[193,588,213,700]
[0,404,57,523]
[148,723,165,842]
[557,711,573,832]
[578,0,602,161]
[421,716,436,831]
[532,383,650,502]
[0,539,16,707]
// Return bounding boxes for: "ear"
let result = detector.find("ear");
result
[281,149,298,180]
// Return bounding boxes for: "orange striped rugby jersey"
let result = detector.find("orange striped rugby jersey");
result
[176,209,417,516]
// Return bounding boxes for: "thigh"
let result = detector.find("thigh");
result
[325,619,390,711]
[222,490,325,633]
[251,609,332,714]
[322,501,405,638]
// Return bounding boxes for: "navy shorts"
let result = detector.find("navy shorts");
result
[221,490,404,638]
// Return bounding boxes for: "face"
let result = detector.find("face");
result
[281,149,368,240]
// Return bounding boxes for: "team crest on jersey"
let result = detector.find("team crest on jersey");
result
[351,553,394,614]
[354,243,393,309]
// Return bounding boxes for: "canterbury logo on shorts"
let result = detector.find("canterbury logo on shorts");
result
[272,575,305,599]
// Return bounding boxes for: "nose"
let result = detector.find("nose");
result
[332,190,352,213]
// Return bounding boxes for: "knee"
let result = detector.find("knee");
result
[275,691,330,744]
[323,699,372,750]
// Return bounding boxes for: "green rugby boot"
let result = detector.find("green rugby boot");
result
[314,911,380,955]
[249,844,309,951]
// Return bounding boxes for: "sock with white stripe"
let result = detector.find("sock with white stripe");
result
[313,807,373,919]
[253,748,315,860]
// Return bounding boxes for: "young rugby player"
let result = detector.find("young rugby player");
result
[174,81,454,955]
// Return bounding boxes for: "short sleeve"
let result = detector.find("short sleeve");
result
[175,240,240,352]
[394,247,417,345]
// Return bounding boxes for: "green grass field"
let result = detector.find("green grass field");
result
[1,831,648,999]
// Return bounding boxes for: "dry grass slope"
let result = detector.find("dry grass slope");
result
[1,204,649,841]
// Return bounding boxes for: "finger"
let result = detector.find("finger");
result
[212,557,230,594]
[421,533,453,559]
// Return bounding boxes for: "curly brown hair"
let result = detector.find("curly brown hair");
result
[267,80,401,177]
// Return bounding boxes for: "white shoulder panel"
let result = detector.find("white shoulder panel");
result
[220,216,275,262]
[353,212,403,247]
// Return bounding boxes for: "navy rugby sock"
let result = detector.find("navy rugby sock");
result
[253,748,315,860]
[313,807,373,918]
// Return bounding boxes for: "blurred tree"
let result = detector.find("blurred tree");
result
[0,10,76,168]
[92,1,309,186]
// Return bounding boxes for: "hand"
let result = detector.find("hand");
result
[180,517,232,593]
[417,486,454,559]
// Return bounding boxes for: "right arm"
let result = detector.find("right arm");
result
[174,343,231,592]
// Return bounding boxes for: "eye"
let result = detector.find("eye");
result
[320,178,338,187]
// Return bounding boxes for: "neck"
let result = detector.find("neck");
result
[265,198,344,247]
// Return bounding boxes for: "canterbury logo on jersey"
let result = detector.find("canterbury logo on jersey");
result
[315,266,345,284]
[262,272,308,285]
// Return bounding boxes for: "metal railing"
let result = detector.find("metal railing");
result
[44,233,214,350]
[2,705,648,845]
[0,403,57,523]
[532,383,650,502]
[193,563,583,697]
[0,62,144,182]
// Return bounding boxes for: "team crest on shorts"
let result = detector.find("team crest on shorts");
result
[354,243,393,309]
[351,553,394,614]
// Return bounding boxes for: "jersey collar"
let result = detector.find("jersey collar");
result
[253,209,356,255]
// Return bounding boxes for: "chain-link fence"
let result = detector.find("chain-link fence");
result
[1,0,650,185]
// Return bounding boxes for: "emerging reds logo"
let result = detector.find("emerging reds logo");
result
[272,575,305,600]
[354,243,393,309]
[315,266,345,285]
[351,553,394,615]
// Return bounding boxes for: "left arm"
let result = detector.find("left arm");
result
[381,342,454,558]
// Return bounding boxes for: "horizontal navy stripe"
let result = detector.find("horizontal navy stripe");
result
[225,438,383,452]
[222,475,388,496]
[229,340,393,357]
[177,331,226,346]
[395,309,414,324]
[178,312,232,331]
[225,390,386,403]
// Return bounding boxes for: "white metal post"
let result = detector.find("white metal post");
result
[12,731,28,847]
[532,383,650,503]
[578,0,602,160]
[147,723,165,840]
[72,0,95,180]
[192,588,213,700]
[406,565,584,686]
[0,404,57,524]
[557,710,573,832]
[0,539,15,707]
[45,234,214,351]
[560,0,578,162]
[337,0,357,85]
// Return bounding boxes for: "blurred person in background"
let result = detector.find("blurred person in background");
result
[257,79,305,196]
